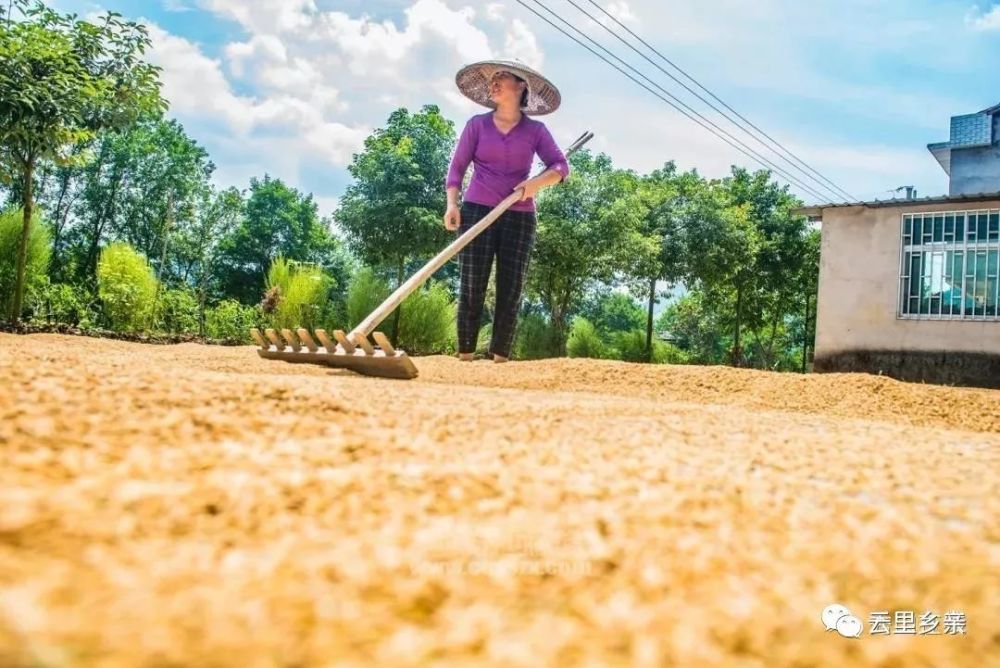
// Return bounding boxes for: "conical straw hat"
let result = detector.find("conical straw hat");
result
[455,59,562,116]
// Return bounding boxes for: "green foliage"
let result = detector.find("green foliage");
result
[513,312,562,360]
[103,118,214,275]
[263,256,332,330]
[612,329,688,364]
[97,242,158,331]
[530,150,646,352]
[27,277,97,328]
[215,176,339,303]
[156,287,199,334]
[0,0,165,320]
[566,316,608,359]
[336,105,454,272]
[397,281,457,355]
[205,299,259,343]
[0,207,50,318]
[476,323,492,355]
[346,266,391,330]
[576,290,646,336]
[657,292,729,365]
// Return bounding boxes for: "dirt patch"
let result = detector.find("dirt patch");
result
[0,334,997,667]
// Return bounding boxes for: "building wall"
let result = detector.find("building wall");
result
[814,199,1000,388]
[950,141,1000,197]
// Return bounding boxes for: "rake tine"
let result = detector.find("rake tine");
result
[265,328,283,349]
[333,330,356,354]
[250,328,268,349]
[281,329,302,352]
[372,332,396,356]
[314,329,337,353]
[353,332,376,356]
[297,328,319,352]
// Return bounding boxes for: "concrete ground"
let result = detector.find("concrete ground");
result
[0,333,996,667]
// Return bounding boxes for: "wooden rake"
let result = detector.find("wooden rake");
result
[251,130,595,380]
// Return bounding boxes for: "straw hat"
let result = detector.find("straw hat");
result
[455,59,562,115]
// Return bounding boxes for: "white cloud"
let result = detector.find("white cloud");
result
[197,0,316,34]
[966,4,1000,30]
[140,0,546,217]
[147,24,258,134]
[504,18,544,69]
[146,24,368,168]
[486,3,505,22]
[163,0,194,12]
[605,1,637,24]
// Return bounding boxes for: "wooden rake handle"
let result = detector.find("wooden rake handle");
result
[349,130,595,342]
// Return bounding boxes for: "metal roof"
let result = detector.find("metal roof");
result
[794,191,1000,217]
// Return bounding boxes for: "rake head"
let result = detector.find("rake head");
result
[250,327,418,379]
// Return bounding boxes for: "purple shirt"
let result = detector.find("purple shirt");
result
[446,112,570,213]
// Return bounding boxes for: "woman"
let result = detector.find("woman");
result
[444,60,570,363]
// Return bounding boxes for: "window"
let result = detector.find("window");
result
[898,209,1000,320]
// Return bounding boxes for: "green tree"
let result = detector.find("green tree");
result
[575,289,646,336]
[0,207,50,318]
[172,186,244,334]
[335,105,454,343]
[111,118,214,284]
[215,175,340,304]
[656,291,728,364]
[722,168,807,367]
[0,0,164,322]
[622,165,706,361]
[794,227,820,372]
[47,117,214,287]
[530,150,641,354]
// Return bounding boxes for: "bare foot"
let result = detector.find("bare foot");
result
[493,354,508,363]
[458,352,474,361]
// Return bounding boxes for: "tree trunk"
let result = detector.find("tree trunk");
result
[86,171,124,285]
[645,277,656,363]
[732,283,743,367]
[156,192,174,289]
[390,258,404,346]
[49,170,70,278]
[9,158,35,324]
[801,292,810,374]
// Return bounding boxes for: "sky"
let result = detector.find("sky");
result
[48,0,1000,217]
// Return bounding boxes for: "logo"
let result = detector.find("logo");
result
[822,603,863,638]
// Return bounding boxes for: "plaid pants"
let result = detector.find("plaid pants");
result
[456,201,537,358]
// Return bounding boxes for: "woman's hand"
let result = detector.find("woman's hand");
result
[443,203,461,231]
[514,177,542,202]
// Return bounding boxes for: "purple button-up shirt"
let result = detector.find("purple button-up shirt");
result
[446,112,570,213]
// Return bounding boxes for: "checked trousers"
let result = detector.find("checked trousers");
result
[456,201,537,359]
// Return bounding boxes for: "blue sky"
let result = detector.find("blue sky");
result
[50,1,1000,215]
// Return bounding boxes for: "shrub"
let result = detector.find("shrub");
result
[566,316,608,359]
[397,281,456,355]
[476,323,492,355]
[612,329,689,364]
[27,277,97,328]
[0,208,51,320]
[346,266,390,330]
[205,299,260,343]
[263,256,332,330]
[513,312,561,360]
[97,242,159,332]
[157,287,200,334]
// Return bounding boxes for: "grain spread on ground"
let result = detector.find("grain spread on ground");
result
[0,334,997,666]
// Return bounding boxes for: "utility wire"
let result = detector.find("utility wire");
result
[517,0,835,203]
[578,0,857,203]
